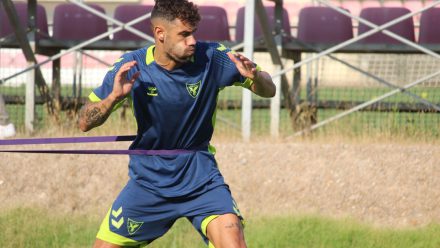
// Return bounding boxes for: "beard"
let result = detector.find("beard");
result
[167,46,195,64]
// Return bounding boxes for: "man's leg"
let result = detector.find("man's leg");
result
[93,239,121,248]
[206,213,246,248]
[93,180,176,248]
[186,184,247,248]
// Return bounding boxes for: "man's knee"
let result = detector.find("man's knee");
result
[93,238,122,248]
[206,214,247,248]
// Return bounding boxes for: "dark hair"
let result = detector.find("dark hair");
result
[152,0,201,27]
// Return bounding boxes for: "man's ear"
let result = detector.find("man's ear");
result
[154,26,165,42]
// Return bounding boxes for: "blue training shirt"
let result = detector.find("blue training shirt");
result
[89,42,257,198]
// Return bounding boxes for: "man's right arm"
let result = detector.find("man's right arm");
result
[78,60,140,132]
[78,95,119,132]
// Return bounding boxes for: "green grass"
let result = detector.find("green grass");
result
[0,208,97,248]
[1,208,440,248]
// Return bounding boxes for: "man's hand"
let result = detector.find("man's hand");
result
[227,52,257,80]
[78,61,140,132]
[110,61,140,102]
[227,52,276,98]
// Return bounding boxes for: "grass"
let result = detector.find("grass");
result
[1,208,440,248]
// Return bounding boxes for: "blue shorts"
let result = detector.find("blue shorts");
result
[96,179,244,247]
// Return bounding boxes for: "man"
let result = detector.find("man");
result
[0,94,16,139]
[78,0,275,247]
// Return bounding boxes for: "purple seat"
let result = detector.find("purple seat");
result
[235,6,291,42]
[418,7,440,44]
[358,7,415,44]
[0,1,49,40]
[113,4,153,41]
[195,6,231,41]
[297,7,353,43]
[52,3,108,41]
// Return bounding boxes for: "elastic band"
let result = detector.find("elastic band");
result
[0,149,195,155]
[0,135,136,146]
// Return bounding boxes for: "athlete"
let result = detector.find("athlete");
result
[78,0,275,247]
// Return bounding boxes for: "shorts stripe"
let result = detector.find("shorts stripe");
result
[201,215,220,237]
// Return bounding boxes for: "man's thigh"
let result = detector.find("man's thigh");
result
[185,185,245,245]
[206,213,246,248]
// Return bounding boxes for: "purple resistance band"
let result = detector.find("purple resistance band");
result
[0,135,196,155]
[0,135,136,146]
[0,149,194,155]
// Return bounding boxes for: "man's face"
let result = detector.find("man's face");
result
[161,18,197,63]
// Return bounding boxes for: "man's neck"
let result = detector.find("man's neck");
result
[153,47,181,71]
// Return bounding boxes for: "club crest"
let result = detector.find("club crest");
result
[186,80,201,98]
[127,218,143,235]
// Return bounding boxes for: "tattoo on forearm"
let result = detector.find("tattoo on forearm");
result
[86,107,106,126]
[78,103,112,130]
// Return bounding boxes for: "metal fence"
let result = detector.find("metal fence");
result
[1,0,439,139]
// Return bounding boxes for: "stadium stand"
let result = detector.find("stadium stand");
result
[195,5,231,41]
[357,7,415,44]
[296,6,353,44]
[0,1,49,45]
[52,3,108,42]
[113,4,154,41]
[235,5,292,43]
[418,7,440,44]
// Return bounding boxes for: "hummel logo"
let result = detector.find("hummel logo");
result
[147,86,158,96]
[111,207,124,229]
[112,207,122,218]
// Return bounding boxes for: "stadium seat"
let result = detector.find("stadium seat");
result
[201,0,241,26]
[418,7,440,44]
[358,7,415,44]
[52,3,108,41]
[0,1,49,40]
[113,4,154,41]
[297,6,353,44]
[195,6,231,41]
[235,5,291,43]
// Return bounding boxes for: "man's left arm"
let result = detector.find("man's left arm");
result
[227,52,276,98]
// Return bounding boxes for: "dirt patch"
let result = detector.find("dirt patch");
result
[1,139,439,228]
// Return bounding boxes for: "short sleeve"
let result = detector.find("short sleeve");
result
[211,43,261,89]
[89,55,123,101]
[88,54,136,110]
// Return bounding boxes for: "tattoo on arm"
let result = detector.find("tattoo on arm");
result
[78,101,114,131]
[85,106,107,126]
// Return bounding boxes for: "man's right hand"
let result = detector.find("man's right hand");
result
[78,61,140,132]
[110,61,141,102]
